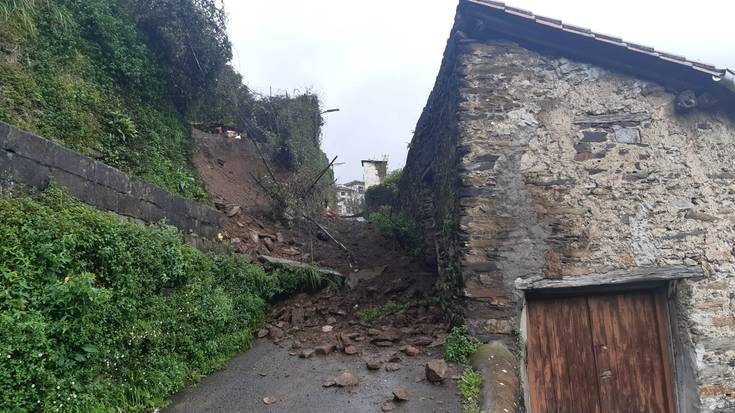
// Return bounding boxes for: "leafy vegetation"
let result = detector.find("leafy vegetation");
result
[459,367,483,413]
[367,205,422,255]
[364,168,402,212]
[0,0,220,199]
[0,0,333,205]
[447,326,483,412]
[0,186,311,412]
[251,92,337,223]
[358,301,407,322]
[125,0,232,107]
[444,326,481,364]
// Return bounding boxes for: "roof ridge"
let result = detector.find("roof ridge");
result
[464,0,727,77]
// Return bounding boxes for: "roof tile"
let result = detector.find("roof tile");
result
[463,0,727,78]
[504,6,535,18]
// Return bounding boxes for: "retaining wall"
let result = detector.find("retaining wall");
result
[0,121,223,248]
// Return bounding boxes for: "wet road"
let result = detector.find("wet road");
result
[163,339,462,413]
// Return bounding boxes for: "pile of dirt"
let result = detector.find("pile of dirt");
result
[193,128,450,361]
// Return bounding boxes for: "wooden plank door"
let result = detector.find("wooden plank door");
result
[527,290,676,413]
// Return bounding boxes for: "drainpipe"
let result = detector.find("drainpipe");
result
[714,69,735,93]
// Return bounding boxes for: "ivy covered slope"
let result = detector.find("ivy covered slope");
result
[0,0,235,200]
[0,187,316,412]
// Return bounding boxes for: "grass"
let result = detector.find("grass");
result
[269,265,339,298]
[459,367,483,413]
[358,301,407,322]
[444,326,482,364]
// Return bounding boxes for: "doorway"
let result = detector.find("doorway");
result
[526,289,677,413]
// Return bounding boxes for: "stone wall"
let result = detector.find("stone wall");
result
[0,121,223,249]
[403,33,735,412]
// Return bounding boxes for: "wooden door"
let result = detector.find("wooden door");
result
[526,290,677,413]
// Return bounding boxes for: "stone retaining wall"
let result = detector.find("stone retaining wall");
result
[0,122,223,249]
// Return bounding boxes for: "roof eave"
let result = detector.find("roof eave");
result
[461,0,732,95]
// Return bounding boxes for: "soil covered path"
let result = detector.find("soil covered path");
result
[163,131,464,412]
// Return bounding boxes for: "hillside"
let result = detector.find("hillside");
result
[0,0,333,200]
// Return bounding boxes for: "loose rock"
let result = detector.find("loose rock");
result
[268,326,285,341]
[262,237,274,251]
[384,363,401,372]
[344,345,359,355]
[410,336,433,346]
[299,349,315,359]
[402,345,419,356]
[382,402,396,412]
[334,371,359,387]
[392,387,409,401]
[366,359,383,370]
[262,396,276,405]
[425,359,448,383]
[315,344,336,356]
[226,205,241,217]
[322,325,334,333]
[256,328,269,338]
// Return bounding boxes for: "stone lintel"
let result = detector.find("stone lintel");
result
[516,265,703,290]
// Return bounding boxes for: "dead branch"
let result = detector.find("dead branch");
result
[251,139,283,192]
[304,155,338,194]
[303,213,356,268]
[250,172,286,205]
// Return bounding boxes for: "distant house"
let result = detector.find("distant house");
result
[336,180,364,216]
[361,159,387,190]
[401,1,735,412]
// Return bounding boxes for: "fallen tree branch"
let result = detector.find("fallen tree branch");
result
[250,172,286,206]
[251,139,284,193]
[258,255,345,280]
[303,213,356,268]
[304,155,338,194]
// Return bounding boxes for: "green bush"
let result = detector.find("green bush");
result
[444,326,481,364]
[0,187,283,412]
[367,205,421,255]
[364,169,402,212]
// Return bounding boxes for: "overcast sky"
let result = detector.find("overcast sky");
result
[224,0,735,183]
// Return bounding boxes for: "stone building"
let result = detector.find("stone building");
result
[401,1,735,412]
[361,159,388,190]
[336,180,365,216]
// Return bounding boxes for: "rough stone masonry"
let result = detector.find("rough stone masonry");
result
[401,2,735,412]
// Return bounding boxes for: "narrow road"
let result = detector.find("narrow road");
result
[164,339,462,412]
